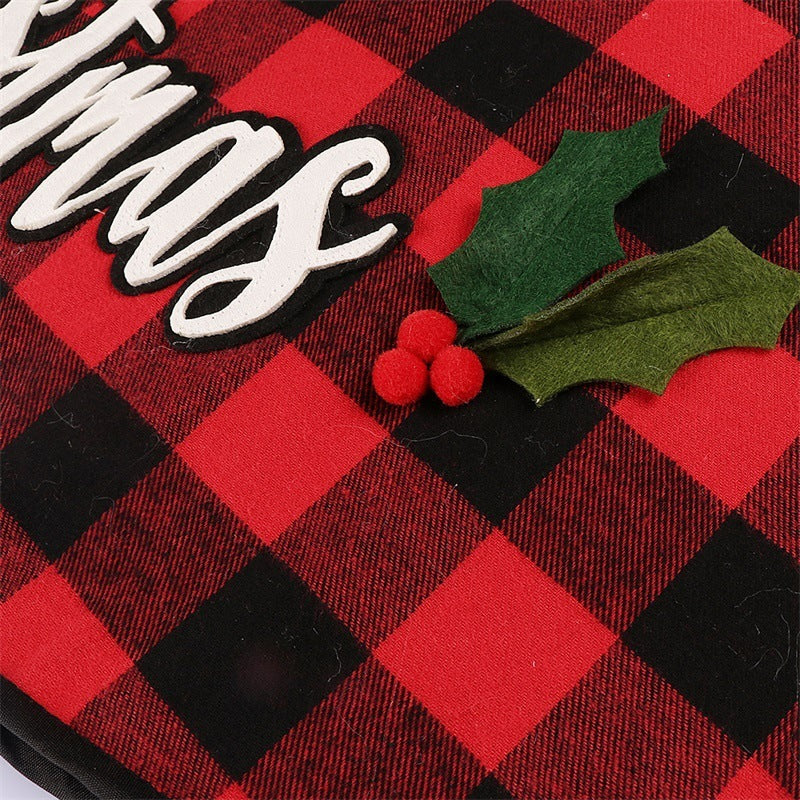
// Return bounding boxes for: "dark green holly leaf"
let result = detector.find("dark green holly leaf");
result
[429,109,667,340]
[476,229,800,405]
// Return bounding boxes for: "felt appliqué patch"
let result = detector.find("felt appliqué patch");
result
[428,109,667,340]
[417,109,799,409]
[476,228,800,405]
[2,3,798,800]
[0,0,410,351]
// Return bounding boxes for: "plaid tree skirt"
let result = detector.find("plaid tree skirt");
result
[1,1,798,798]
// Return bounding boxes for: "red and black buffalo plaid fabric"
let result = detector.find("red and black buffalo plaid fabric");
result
[1,1,798,798]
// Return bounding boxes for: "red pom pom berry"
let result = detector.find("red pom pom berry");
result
[430,346,484,406]
[397,310,457,363]
[373,348,429,405]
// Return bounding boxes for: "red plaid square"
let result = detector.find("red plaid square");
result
[711,44,798,183]
[0,158,65,286]
[375,531,616,769]
[0,567,132,723]
[498,643,744,799]
[220,21,402,144]
[600,0,791,116]
[244,658,482,800]
[99,318,284,445]
[717,759,794,800]
[1,292,86,446]
[57,454,261,659]
[82,1,104,17]
[353,76,495,218]
[518,0,649,46]
[755,708,799,800]
[164,0,308,96]
[177,344,387,545]
[170,0,214,27]
[216,785,250,800]
[614,348,800,507]
[273,441,492,648]
[407,138,538,264]
[14,218,172,368]
[740,440,798,559]
[502,414,726,633]
[327,1,489,70]
[73,669,231,800]
[0,508,48,603]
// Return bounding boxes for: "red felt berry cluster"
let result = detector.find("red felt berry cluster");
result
[372,310,484,407]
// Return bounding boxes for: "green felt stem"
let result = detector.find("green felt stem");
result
[475,228,800,405]
[429,108,667,340]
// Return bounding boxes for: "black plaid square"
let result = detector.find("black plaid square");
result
[616,120,799,253]
[408,2,593,134]
[394,377,607,524]
[1,374,168,560]
[624,513,799,753]
[137,550,367,779]
[1,2,797,798]
[283,0,344,19]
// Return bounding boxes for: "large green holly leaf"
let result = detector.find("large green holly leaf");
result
[475,229,800,405]
[428,109,667,340]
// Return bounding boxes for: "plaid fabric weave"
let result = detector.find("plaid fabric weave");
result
[1,2,798,798]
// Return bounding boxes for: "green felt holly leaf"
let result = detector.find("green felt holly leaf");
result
[475,228,800,405]
[428,108,667,340]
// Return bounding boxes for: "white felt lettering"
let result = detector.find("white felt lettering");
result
[10,65,198,230]
[0,0,168,115]
[169,136,400,338]
[107,120,286,286]
[1,0,407,349]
